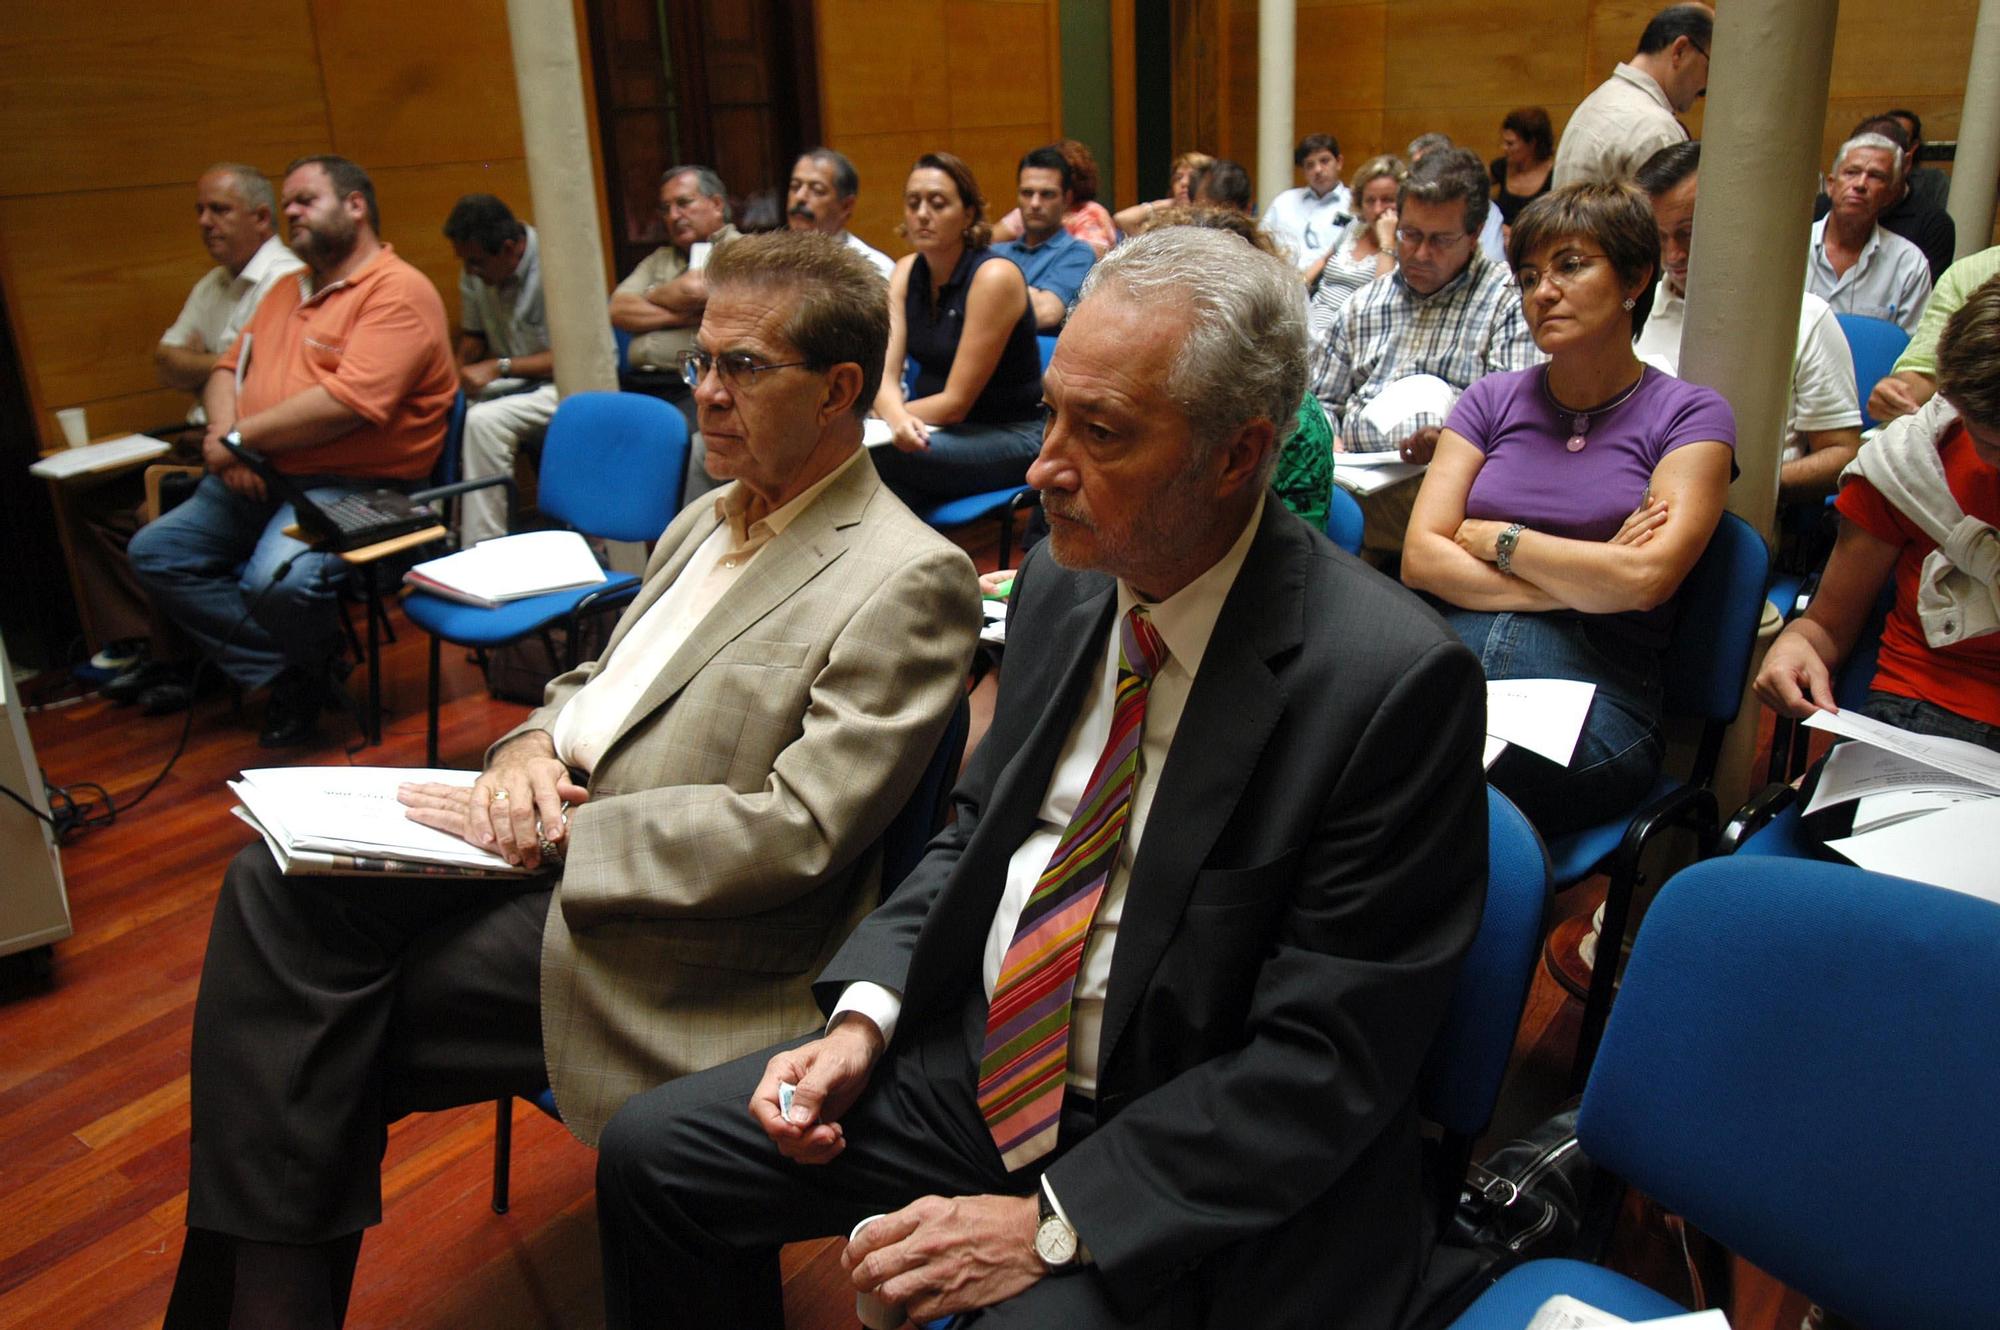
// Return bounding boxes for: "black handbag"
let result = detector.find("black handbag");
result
[1445,1104,1595,1259]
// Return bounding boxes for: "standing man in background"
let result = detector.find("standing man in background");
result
[1553,4,1713,188]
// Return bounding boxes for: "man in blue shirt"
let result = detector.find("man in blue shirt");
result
[994,146,1096,331]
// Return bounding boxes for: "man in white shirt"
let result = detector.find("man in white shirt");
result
[444,193,558,545]
[1552,4,1712,188]
[1806,133,1934,334]
[785,147,894,278]
[1261,133,1351,271]
[86,164,302,698]
[594,228,1486,1330]
[1635,141,1862,501]
[158,230,981,1330]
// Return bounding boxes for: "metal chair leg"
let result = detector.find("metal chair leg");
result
[425,634,442,768]
[492,1096,513,1214]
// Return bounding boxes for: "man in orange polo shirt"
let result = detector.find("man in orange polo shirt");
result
[130,154,457,747]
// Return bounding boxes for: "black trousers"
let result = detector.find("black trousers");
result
[594,1002,1192,1330]
[182,843,552,1246]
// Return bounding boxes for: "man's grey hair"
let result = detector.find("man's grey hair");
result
[1832,132,1906,183]
[798,147,860,199]
[1076,227,1305,485]
[661,164,731,219]
[1406,132,1454,162]
[206,162,275,213]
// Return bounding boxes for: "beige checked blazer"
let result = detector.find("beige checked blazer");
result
[492,454,979,1145]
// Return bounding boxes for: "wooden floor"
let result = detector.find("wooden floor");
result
[0,532,1812,1330]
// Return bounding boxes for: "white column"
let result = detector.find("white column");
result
[1947,0,2000,261]
[1256,0,1295,211]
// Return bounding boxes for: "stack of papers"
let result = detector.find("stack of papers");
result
[404,530,606,608]
[1526,1296,1729,1329]
[1484,679,1597,770]
[28,434,171,479]
[1331,449,1427,495]
[1803,710,2000,902]
[230,766,532,878]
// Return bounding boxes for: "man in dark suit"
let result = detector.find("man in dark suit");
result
[594,226,1488,1329]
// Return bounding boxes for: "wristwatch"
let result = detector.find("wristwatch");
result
[497,355,512,378]
[1034,1188,1086,1273]
[222,428,244,452]
[1495,522,1526,575]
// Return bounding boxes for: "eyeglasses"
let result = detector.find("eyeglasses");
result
[677,349,815,390]
[1395,227,1467,253]
[1513,252,1610,296]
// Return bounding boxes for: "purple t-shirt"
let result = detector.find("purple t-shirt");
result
[1449,365,1736,542]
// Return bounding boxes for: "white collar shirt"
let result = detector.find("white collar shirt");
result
[1262,183,1354,269]
[1806,216,1934,334]
[842,230,895,278]
[161,235,305,423]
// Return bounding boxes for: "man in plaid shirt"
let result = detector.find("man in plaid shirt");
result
[1310,148,1541,554]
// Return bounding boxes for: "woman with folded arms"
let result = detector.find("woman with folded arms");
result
[1755,277,2000,750]
[1402,182,1735,834]
[872,152,1045,511]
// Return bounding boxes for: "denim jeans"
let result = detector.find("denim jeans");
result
[868,417,1043,511]
[1861,690,2000,752]
[1445,608,1666,837]
[128,473,365,690]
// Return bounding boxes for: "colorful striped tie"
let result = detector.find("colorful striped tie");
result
[977,605,1169,1171]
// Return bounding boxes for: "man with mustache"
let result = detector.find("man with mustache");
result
[785,147,893,278]
[128,154,456,748]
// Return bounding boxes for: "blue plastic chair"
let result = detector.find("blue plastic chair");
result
[1036,333,1058,371]
[1324,481,1364,554]
[1447,856,2000,1330]
[1540,511,1769,1088]
[1834,312,1912,431]
[488,696,974,1214]
[1419,788,1551,1219]
[403,392,687,765]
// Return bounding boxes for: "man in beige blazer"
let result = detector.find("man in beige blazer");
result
[163,231,981,1330]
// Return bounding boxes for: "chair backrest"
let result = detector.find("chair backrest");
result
[1324,481,1364,555]
[1579,857,2000,1330]
[1660,510,1770,728]
[1419,787,1551,1139]
[878,695,971,897]
[438,390,468,488]
[1834,312,1912,430]
[1036,334,1058,372]
[537,391,689,543]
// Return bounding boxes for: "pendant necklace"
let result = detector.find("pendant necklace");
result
[1542,364,1645,452]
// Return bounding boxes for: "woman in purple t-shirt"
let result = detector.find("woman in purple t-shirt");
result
[1403,183,1736,835]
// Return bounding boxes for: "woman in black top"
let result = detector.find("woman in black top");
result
[872,152,1045,510]
[1491,106,1555,227]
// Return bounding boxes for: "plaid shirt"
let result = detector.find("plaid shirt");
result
[1310,252,1541,452]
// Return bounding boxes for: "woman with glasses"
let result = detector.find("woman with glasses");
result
[1305,154,1407,335]
[1402,182,1735,834]
[872,152,1045,513]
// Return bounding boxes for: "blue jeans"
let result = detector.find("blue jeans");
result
[868,417,1043,511]
[128,474,363,690]
[1445,608,1666,837]
[1861,691,2000,752]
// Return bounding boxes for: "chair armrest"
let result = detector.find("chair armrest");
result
[1718,782,1800,856]
[143,464,205,522]
[410,475,515,509]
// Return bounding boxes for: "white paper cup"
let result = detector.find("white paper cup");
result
[848,1214,905,1330]
[56,407,88,447]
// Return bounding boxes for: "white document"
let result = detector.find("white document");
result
[1802,741,1998,817]
[1804,710,2000,792]
[687,241,713,271]
[28,433,171,479]
[404,530,606,608]
[1483,735,1509,769]
[1848,789,1991,835]
[1826,796,2000,902]
[231,766,530,873]
[1331,457,1426,495]
[1355,372,1460,439]
[1486,678,1597,768]
[979,597,1008,646]
[1524,1297,1730,1330]
[862,418,895,449]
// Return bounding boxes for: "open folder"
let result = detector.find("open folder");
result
[229,766,534,878]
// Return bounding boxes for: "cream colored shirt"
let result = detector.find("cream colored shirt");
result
[549,449,865,773]
[1551,62,1686,188]
[833,495,1267,1095]
[160,235,304,422]
[613,224,741,370]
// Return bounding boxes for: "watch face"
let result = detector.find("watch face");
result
[1035,1216,1078,1266]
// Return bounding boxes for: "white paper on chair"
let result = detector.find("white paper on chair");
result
[863,418,894,449]
[1524,1296,1732,1330]
[1483,735,1509,769]
[1485,678,1596,767]
[403,530,605,608]
[1801,741,1998,817]
[28,433,171,478]
[1331,457,1426,495]
[1825,796,2000,903]
[1803,710,2000,792]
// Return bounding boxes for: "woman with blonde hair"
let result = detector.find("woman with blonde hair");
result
[1306,154,1408,332]
[1112,151,1215,234]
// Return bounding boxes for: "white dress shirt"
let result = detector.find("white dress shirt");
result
[843,230,896,278]
[1636,280,1860,462]
[832,495,1267,1096]
[1806,217,1933,334]
[160,234,304,422]
[1262,184,1353,270]
[550,449,866,773]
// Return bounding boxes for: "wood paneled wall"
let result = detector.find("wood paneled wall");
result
[0,0,598,450]
[811,0,1065,260]
[1195,1,1978,214]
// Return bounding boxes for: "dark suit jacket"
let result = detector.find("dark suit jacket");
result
[817,501,1488,1328]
